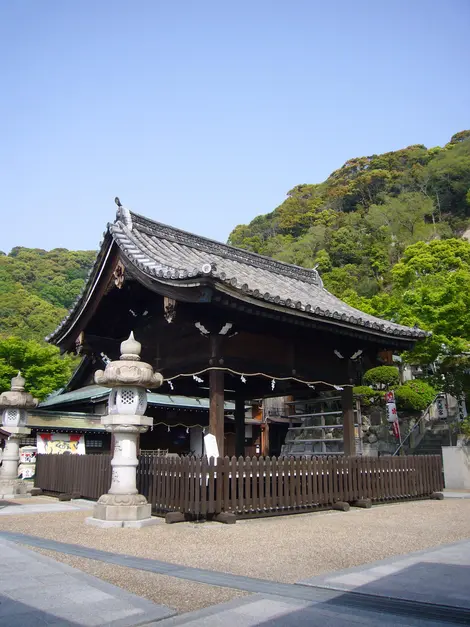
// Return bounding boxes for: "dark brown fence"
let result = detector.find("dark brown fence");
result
[35,453,443,517]
[35,453,112,500]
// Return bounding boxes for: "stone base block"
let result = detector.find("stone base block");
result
[351,498,372,508]
[213,512,237,524]
[122,518,161,528]
[332,501,350,512]
[85,516,160,528]
[85,517,126,528]
[430,492,444,500]
[165,512,186,524]
[0,479,30,499]
[92,502,152,522]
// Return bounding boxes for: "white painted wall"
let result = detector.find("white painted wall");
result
[442,446,470,489]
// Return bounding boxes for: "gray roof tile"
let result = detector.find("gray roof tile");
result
[47,208,428,343]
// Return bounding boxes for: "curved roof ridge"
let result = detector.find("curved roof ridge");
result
[46,205,429,347]
[129,210,323,286]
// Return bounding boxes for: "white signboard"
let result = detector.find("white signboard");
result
[203,433,219,460]
[435,396,448,419]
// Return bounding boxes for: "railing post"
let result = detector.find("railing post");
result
[341,387,356,456]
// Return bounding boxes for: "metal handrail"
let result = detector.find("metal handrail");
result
[392,395,441,456]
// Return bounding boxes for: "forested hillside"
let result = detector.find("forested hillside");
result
[0,248,96,341]
[229,130,470,299]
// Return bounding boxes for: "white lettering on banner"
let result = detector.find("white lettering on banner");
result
[436,396,448,419]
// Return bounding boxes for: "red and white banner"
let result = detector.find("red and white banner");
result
[392,420,401,439]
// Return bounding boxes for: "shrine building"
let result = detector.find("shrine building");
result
[46,202,427,457]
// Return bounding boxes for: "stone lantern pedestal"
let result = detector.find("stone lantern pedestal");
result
[0,373,37,499]
[86,332,163,528]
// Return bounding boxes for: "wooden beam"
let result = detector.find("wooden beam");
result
[341,386,356,457]
[209,335,224,456]
[235,396,245,458]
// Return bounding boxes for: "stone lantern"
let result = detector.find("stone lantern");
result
[86,332,163,528]
[0,372,38,498]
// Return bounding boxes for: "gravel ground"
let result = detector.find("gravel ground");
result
[28,547,248,614]
[0,499,469,584]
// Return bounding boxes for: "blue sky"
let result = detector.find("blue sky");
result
[1,0,469,252]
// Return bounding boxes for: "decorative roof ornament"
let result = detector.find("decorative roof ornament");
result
[94,331,163,388]
[0,371,38,410]
[312,264,324,288]
[114,196,133,231]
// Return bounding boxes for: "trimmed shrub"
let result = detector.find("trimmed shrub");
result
[394,380,436,411]
[363,366,400,389]
[353,385,383,406]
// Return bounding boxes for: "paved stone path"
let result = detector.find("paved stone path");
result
[443,490,470,499]
[2,531,470,625]
[299,539,470,609]
[0,497,94,515]
[0,538,175,626]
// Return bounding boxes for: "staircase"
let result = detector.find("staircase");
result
[394,394,458,456]
[412,424,452,455]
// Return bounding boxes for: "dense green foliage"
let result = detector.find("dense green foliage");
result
[0,337,76,399]
[394,380,437,412]
[0,248,94,397]
[0,247,95,341]
[352,385,383,406]
[229,133,470,291]
[363,366,400,389]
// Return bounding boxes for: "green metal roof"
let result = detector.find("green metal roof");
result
[40,385,236,411]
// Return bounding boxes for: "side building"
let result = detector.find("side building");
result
[23,355,258,457]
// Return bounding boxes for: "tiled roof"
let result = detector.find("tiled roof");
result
[47,207,428,343]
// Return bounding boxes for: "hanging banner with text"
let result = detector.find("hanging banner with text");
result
[37,433,85,455]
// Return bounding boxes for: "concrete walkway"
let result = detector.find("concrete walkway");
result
[0,497,95,516]
[0,538,175,626]
[2,531,470,626]
[443,490,470,499]
[152,540,470,626]
[299,539,470,609]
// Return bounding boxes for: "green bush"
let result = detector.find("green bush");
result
[363,366,400,389]
[353,385,383,406]
[394,380,436,412]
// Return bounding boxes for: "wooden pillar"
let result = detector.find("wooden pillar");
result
[209,335,224,457]
[235,396,245,458]
[261,422,270,456]
[341,386,356,457]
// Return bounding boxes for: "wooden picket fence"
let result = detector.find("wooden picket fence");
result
[35,453,112,500]
[35,453,443,517]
